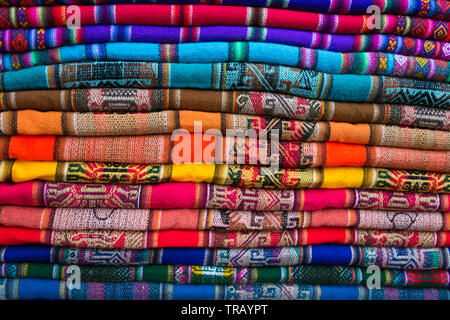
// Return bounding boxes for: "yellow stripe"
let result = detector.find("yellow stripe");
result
[11,160,58,182]
[171,163,215,183]
[321,167,364,189]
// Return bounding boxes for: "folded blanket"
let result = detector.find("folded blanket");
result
[1,263,448,287]
[1,5,448,42]
[1,278,448,300]
[3,42,450,84]
[0,89,449,132]
[2,161,448,193]
[1,181,447,211]
[3,0,450,20]
[1,206,449,232]
[3,62,449,109]
[2,110,449,151]
[4,26,449,63]
[2,244,448,269]
[2,136,448,172]
[1,227,449,248]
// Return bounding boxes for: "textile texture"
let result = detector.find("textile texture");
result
[1,136,449,173]
[2,62,450,109]
[1,5,450,43]
[0,181,448,212]
[1,263,449,287]
[0,89,449,131]
[1,206,449,232]
[1,0,450,301]
[2,26,450,63]
[1,161,449,193]
[1,42,450,84]
[1,278,449,300]
[1,110,449,151]
[0,226,450,248]
[2,244,449,269]
[2,0,450,19]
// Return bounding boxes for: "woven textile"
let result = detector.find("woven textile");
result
[1,181,448,212]
[3,27,450,64]
[1,263,449,287]
[3,62,450,109]
[1,2,449,300]
[2,0,449,20]
[2,0,450,302]
[2,245,449,269]
[1,226,450,248]
[2,110,449,151]
[1,278,448,300]
[2,161,449,193]
[1,206,449,232]
[2,5,450,42]
[1,136,449,173]
[0,90,449,132]
[2,42,450,84]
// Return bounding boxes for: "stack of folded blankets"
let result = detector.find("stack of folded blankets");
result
[0,0,449,301]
